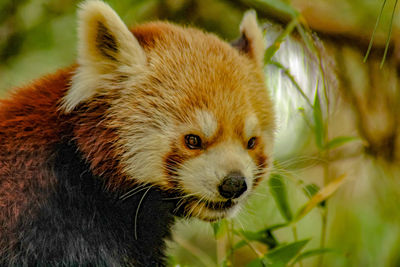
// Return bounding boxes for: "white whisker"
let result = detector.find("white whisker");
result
[134,185,153,240]
[120,184,151,200]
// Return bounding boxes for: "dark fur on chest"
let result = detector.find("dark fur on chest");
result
[3,141,175,266]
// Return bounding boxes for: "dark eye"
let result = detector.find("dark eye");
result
[247,137,257,149]
[185,134,202,149]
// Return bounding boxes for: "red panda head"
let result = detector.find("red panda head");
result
[62,0,275,222]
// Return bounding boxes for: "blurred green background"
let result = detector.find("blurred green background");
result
[1,0,400,266]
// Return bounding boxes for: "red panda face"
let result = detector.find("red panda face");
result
[161,110,273,221]
[107,31,275,220]
[62,1,275,222]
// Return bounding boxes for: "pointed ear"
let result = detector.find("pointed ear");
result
[62,0,146,112]
[231,11,265,68]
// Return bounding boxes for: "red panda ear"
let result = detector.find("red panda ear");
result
[231,11,265,68]
[61,0,146,112]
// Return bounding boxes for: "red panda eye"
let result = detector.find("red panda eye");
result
[185,134,202,149]
[247,137,257,149]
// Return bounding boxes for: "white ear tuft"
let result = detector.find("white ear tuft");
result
[61,0,146,112]
[232,10,265,67]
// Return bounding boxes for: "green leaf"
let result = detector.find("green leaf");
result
[303,183,320,198]
[296,23,317,55]
[364,0,387,62]
[380,0,398,68]
[294,248,338,263]
[246,258,265,267]
[256,0,299,18]
[232,240,248,251]
[240,230,266,241]
[263,230,279,249]
[212,219,228,239]
[264,19,298,63]
[263,239,310,266]
[325,136,359,150]
[265,223,289,231]
[247,258,285,267]
[264,43,282,64]
[295,174,346,222]
[313,88,324,149]
[269,60,312,107]
[269,174,292,222]
[238,229,279,248]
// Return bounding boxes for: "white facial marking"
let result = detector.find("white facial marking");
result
[195,109,218,138]
[244,114,259,139]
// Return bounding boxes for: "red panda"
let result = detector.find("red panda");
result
[0,0,275,266]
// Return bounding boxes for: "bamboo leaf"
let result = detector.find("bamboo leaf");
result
[232,240,248,251]
[269,174,292,222]
[303,183,320,198]
[237,229,279,248]
[263,230,279,249]
[296,22,317,55]
[380,0,398,68]
[264,43,282,63]
[295,174,347,221]
[313,87,324,149]
[264,19,298,63]
[270,60,312,107]
[325,136,359,150]
[294,248,338,263]
[250,0,299,18]
[364,0,388,62]
[239,230,266,242]
[246,258,265,267]
[265,223,289,231]
[212,219,228,239]
[263,239,310,266]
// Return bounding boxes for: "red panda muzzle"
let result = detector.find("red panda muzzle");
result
[218,171,248,199]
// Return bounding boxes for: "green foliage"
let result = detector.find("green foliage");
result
[312,87,324,149]
[262,239,309,266]
[363,0,399,68]
[247,240,309,267]
[380,0,398,68]
[269,61,313,108]
[303,183,320,198]
[293,248,339,263]
[213,219,229,239]
[256,0,299,17]
[325,136,359,150]
[269,174,292,222]
[264,19,297,63]
[236,227,280,249]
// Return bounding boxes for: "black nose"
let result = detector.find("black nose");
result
[218,171,247,199]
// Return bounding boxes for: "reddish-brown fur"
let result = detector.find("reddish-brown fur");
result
[0,65,129,247]
[0,21,271,223]
[0,2,275,263]
[0,68,73,250]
